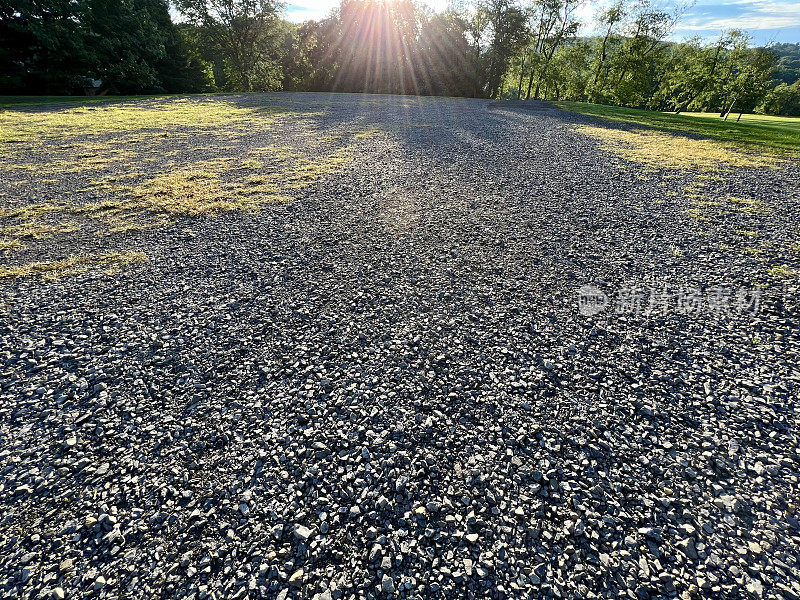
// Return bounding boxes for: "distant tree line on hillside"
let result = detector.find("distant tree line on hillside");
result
[507,6,800,117]
[1,0,798,116]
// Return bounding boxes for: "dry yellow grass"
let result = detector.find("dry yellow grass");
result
[686,208,710,222]
[727,196,765,213]
[574,125,783,170]
[0,99,365,281]
[0,251,146,280]
[353,127,383,139]
[768,264,796,278]
[0,98,294,144]
[240,158,264,170]
[1,202,65,220]
[3,147,134,175]
[1,145,355,247]
[0,239,23,252]
[2,221,79,239]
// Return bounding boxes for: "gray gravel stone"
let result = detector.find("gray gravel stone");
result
[0,93,798,600]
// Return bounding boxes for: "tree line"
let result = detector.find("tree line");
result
[1,0,798,116]
[0,0,209,94]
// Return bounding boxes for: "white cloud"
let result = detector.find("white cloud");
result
[574,0,800,41]
[681,15,800,30]
[681,0,800,30]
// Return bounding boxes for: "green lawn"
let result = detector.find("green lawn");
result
[554,101,800,154]
[0,95,158,108]
[0,94,242,108]
[680,111,800,133]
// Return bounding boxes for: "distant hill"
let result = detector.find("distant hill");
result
[773,43,800,85]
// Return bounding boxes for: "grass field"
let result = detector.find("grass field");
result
[7,96,799,154]
[0,95,169,107]
[555,101,800,154]
[680,111,800,132]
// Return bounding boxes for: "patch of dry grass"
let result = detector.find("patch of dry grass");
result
[575,125,783,170]
[0,251,146,280]
[4,146,134,175]
[768,264,796,278]
[283,148,353,189]
[2,221,79,239]
[1,145,354,246]
[0,98,294,144]
[0,203,65,220]
[240,158,264,170]
[0,98,363,281]
[686,208,710,222]
[353,127,383,139]
[0,239,23,252]
[727,196,765,213]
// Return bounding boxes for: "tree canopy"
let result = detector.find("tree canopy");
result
[1,0,797,116]
[0,0,211,94]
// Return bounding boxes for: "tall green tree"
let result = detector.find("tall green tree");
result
[520,0,581,100]
[0,0,207,93]
[586,1,624,102]
[0,0,88,93]
[720,46,777,119]
[175,0,282,91]
[478,0,528,98]
[760,80,800,116]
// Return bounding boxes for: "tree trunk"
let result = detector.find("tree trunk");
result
[525,68,535,100]
[723,96,737,120]
[517,55,526,100]
[593,25,613,87]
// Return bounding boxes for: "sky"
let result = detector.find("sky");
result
[285,0,449,21]
[284,0,800,45]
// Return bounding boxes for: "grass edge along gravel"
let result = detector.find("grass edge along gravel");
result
[554,101,800,155]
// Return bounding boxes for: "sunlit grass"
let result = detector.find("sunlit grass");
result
[768,264,796,278]
[0,251,146,280]
[680,112,800,133]
[0,98,294,144]
[0,94,174,108]
[0,140,359,254]
[0,96,383,281]
[0,239,23,252]
[573,124,783,170]
[686,208,710,222]
[728,196,765,213]
[2,220,80,239]
[557,101,800,154]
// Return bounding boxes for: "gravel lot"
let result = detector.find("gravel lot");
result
[1,93,799,600]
